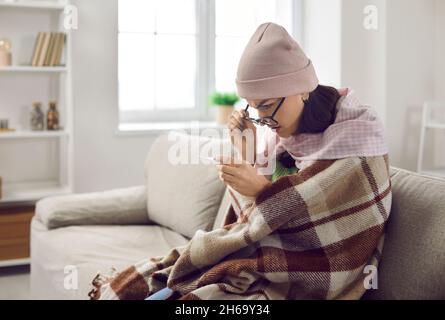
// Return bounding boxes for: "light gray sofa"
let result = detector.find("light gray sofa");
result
[30,132,445,300]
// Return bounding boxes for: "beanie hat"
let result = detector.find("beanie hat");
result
[236,22,319,100]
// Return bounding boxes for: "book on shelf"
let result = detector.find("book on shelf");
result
[50,33,62,66]
[54,33,66,66]
[31,32,44,67]
[36,32,50,66]
[30,32,66,67]
[44,32,56,66]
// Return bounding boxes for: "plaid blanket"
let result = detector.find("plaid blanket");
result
[89,155,392,300]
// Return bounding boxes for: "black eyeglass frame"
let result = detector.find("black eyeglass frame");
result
[244,97,286,128]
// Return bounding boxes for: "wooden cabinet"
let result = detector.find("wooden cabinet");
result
[0,205,34,264]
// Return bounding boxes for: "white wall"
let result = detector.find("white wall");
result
[341,0,387,125]
[433,0,445,167]
[71,0,156,193]
[302,0,342,88]
[385,0,436,170]
[436,0,445,102]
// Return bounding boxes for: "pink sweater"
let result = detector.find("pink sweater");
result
[255,87,389,175]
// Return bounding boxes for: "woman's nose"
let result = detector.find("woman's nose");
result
[258,110,270,118]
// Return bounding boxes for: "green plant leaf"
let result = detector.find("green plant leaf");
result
[209,91,240,107]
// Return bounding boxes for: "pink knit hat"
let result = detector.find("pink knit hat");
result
[236,22,319,100]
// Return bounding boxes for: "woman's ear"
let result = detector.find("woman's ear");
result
[301,92,309,102]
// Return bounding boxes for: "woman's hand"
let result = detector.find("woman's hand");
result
[228,110,257,163]
[216,156,272,198]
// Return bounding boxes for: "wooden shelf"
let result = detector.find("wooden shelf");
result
[0,1,66,10]
[425,122,445,130]
[0,258,30,268]
[0,130,68,139]
[0,181,72,204]
[0,66,67,73]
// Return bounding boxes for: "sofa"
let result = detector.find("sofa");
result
[30,132,445,300]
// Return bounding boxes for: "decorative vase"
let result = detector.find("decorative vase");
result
[47,101,60,131]
[30,102,45,131]
[0,38,12,67]
[216,105,234,125]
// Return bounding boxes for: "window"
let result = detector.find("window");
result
[118,0,299,125]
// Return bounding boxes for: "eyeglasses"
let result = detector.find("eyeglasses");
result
[244,97,286,128]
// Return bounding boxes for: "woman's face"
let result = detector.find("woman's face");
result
[247,93,307,138]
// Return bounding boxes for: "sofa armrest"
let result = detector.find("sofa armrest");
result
[35,186,150,229]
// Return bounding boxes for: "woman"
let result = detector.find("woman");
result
[90,22,391,301]
[217,22,389,199]
[219,84,344,196]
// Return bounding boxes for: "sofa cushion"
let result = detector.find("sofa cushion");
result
[145,132,231,238]
[30,218,189,300]
[363,168,445,300]
[35,186,149,229]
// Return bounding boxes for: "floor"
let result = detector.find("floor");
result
[0,265,31,300]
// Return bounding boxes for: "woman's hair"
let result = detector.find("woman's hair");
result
[297,84,341,134]
[279,85,341,168]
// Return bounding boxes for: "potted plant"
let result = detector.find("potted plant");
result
[209,92,240,125]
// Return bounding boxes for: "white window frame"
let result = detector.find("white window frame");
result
[118,0,302,125]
